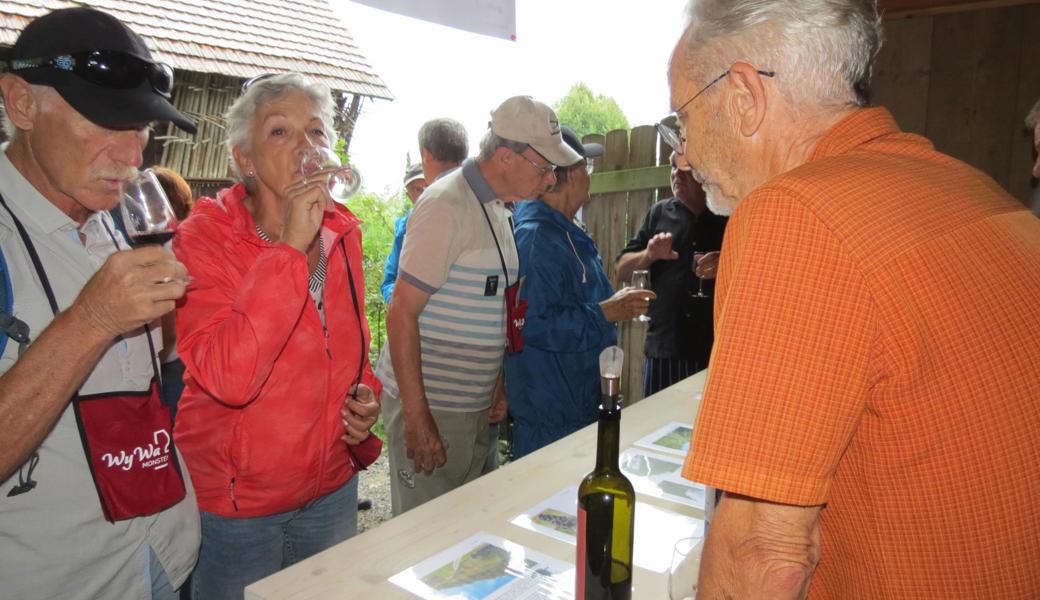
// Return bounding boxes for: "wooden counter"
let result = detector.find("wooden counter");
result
[246,370,706,599]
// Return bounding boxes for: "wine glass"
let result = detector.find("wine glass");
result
[300,142,362,204]
[668,536,703,600]
[120,169,178,246]
[631,269,652,322]
[692,251,709,298]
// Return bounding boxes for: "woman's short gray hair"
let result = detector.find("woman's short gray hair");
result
[224,72,338,181]
[477,130,528,162]
[681,0,883,110]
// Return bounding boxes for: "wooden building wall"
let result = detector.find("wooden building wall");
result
[872,2,1040,204]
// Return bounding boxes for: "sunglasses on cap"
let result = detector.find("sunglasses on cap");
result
[9,50,174,99]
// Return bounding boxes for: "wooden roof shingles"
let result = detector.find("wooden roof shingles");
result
[0,0,393,100]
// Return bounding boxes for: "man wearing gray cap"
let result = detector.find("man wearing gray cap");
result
[381,96,580,514]
[0,7,199,599]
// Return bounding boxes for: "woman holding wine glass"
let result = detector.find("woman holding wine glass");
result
[171,72,381,599]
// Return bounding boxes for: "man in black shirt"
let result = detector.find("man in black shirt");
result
[616,152,728,396]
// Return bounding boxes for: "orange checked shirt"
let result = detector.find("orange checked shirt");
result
[684,107,1040,598]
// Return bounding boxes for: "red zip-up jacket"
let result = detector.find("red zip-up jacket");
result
[173,184,381,517]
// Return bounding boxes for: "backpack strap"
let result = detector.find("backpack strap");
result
[0,238,30,358]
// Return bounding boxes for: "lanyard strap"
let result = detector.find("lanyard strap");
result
[0,194,161,383]
[0,194,60,314]
[478,201,514,291]
[339,237,366,393]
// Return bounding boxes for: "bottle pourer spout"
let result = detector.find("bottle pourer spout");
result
[599,346,624,395]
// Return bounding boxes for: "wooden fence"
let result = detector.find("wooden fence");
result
[583,125,673,406]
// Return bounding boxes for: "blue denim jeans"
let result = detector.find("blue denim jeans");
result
[191,477,358,600]
[147,545,176,600]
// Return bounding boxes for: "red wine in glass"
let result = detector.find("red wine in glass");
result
[131,231,175,246]
[121,169,178,246]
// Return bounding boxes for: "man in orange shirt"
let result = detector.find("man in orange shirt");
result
[668,1,1040,598]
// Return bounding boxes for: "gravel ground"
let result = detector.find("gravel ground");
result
[356,445,393,533]
[354,435,510,533]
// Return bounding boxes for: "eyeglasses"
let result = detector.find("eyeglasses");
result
[241,73,278,92]
[659,67,776,155]
[10,50,175,98]
[515,149,557,178]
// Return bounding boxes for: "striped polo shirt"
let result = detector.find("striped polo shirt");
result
[378,159,518,411]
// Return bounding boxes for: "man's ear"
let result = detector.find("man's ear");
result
[0,75,39,132]
[493,146,514,167]
[727,62,769,138]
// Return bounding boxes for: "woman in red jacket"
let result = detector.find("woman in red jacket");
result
[172,72,381,599]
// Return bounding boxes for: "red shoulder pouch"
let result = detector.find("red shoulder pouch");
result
[504,279,528,354]
[75,379,186,522]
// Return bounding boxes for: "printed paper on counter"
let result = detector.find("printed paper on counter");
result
[619,448,707,510]
[511,486,705,573]
[510,486,581,544]
[633,421,693,457]
[389,531,574,599]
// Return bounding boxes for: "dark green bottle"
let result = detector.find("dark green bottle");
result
[576,346,635,599]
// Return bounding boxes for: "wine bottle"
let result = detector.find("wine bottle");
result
[576,346,635,599]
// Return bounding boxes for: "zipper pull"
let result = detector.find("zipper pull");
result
[322,322,332,360]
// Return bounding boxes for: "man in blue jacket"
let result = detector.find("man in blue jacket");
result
[505,128,653,458]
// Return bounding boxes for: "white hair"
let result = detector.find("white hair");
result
[681,0,883,111]
[477,130,527,162]
[1,99,14,140]
[1027,98,1040,130]
[224,72,338,181]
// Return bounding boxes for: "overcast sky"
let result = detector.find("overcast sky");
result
[331,0,689,196]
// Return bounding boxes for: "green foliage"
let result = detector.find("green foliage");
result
[334,139,409,361]
[348,188,408,360]
[553,83,630,139]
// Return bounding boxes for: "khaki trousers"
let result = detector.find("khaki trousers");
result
[383,391,490,516]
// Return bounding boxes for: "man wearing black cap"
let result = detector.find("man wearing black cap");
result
[0,8,199,600]
[504,127,654,458]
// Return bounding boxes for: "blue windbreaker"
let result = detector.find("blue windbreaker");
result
[505,200,617,459]
[380,210,410,304]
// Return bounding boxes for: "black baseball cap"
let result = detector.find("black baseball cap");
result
[561,126,604,160]
[7,7,196,134]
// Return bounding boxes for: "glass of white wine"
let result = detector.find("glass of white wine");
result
[692,250,710,298]
[299,141,362,204]
[668,536,703,600]
[631,269,652,322]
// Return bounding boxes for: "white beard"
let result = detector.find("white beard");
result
[705,185,736,217]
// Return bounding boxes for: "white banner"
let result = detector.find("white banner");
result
[351,0,517,41]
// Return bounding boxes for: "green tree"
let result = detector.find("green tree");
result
[350,188,408,360]
[553,83,630,139]
[336,140,409,361]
